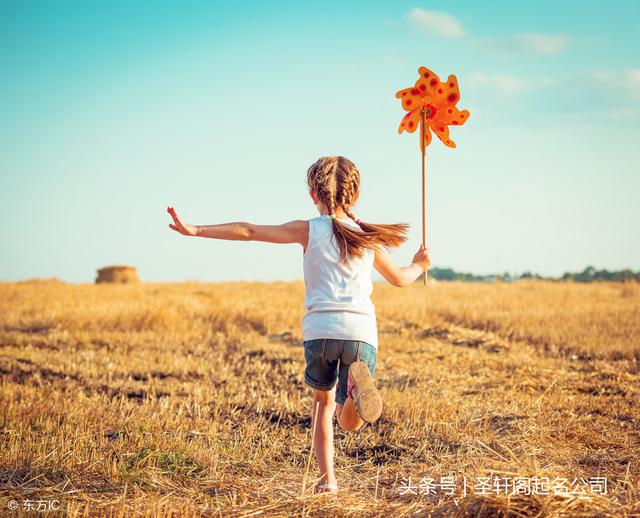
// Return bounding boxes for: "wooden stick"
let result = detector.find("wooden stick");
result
[301,400,320,495]
[420,108,427,285]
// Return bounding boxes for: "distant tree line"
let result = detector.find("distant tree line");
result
[426,266,640,283]
[559,266,639,283]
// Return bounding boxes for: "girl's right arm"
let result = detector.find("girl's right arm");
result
[374,244,431,287]
[167,207,308,248]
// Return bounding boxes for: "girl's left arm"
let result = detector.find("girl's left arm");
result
[167,207,308,247]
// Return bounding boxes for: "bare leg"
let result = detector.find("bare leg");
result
[336,398,365,432]
[311,387,338,491]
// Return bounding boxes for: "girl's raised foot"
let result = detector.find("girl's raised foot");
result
[348,361,383,423]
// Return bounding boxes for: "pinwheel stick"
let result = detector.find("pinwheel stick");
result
[420,107,427,285]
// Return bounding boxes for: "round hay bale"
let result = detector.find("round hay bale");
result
[95,265,140,284]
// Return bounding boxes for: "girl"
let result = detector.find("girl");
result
[167,155,432,494]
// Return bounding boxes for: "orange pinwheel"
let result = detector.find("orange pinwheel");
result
[396,66,470,149]
[394,66,470,285]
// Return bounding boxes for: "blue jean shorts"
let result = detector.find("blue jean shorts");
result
[303,338,377,405]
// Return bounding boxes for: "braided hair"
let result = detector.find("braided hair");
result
[306,156,409,263]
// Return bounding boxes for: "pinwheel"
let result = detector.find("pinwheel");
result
[395,66,470,284]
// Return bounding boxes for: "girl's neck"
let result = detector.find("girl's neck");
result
[319,208,348,219]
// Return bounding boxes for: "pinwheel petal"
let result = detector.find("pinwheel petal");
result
[395,87,424,112]
[414,66,441,97]
[430,122,456,148]
[434,106,470,127]
[439,75,462,106]
[395,87,411,101]
[398,109,421,134]
[418,66,440,82]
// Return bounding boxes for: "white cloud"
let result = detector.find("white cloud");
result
[625,69,640,94]
[591,68,640,98]
[407,8,466,38]
[469,33,568,57]
[469,73,527,95]
[406,9,566,57]
[468,72,555,95]
[513,33,567,55]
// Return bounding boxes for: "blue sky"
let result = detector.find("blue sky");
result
[1,0,639,282]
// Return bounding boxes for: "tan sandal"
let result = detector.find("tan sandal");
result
[314,483,339,494]
[348,361,383,423]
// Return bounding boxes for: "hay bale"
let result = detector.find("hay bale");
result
[95,265,140,284]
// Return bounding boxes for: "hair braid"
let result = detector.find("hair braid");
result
[326,158,338,215]
[306,156,409,263]
[343,207,359,225]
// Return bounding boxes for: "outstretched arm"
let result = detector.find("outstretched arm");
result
[374,244,431,287]
[167,207,308,247]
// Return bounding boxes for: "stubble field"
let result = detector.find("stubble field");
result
[1,280,639,517]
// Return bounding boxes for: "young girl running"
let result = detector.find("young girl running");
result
[167,155,432,494]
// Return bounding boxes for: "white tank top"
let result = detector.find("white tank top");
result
[301,215,378,348]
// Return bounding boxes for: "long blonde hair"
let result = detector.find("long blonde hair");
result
[306,156,409,263]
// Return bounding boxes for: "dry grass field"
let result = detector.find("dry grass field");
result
[1,280,639,517]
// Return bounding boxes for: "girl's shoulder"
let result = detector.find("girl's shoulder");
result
[305,216,330,249]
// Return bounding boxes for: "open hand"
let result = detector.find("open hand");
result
[167,207,198,236]
[412,243,432,271]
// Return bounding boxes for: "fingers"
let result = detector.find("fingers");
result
[167,206,180,225]
[172,210,186,229]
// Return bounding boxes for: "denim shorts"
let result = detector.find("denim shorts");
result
[303,338,377,405]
